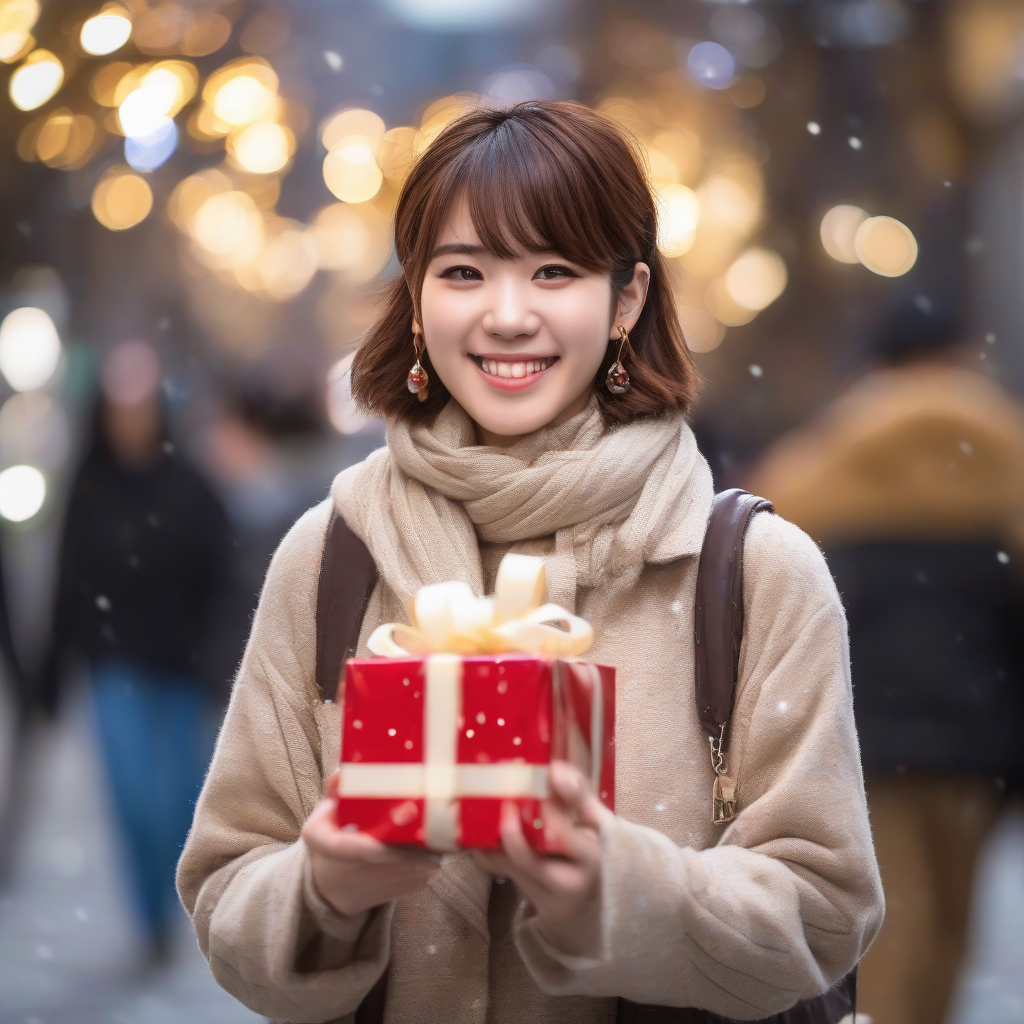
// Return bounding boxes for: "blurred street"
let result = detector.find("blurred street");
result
[0,677,261,1024]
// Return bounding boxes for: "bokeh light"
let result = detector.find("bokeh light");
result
[80,8,132,56]
[191,190,264,266]
[323,139,384,204]
[705,275,757,327]
[0,306,60,392]
[377,126,422,186]
[0,0,38,63]
[0,463,45,522]
[724,248,788,310]
[125,118,177,171]
[687,41,736,90]
[91,167,153,231]
[250,221,318,301]
[854,215,919,277]
[204,59,278,126]
[181,13,231,57]
[9,48,63,110]
[118,64,195,138]
[227,122,294,174]
[322,108,386,152]
[166,167,232,230]
[35,109,97,169]
[312,202,392,284]
[820,204,868,263]
[657,184,701,257]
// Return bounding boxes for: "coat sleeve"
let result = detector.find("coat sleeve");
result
[176,499,392,1024]
[515,514,885,1019]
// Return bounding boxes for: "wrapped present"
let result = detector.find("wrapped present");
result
[335,555,615,852]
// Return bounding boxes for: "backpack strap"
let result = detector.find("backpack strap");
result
[315,507,379,703]
[693,487,774,824]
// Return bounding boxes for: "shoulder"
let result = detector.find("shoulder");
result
[743,510,842,628]
[264,498,334,593]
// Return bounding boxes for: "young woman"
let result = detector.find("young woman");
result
[178,101,883,1022]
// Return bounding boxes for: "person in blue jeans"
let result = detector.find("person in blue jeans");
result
[45,341,233,965]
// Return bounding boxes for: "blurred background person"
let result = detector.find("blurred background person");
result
[43,340,233,967]
[749,292,1024,1024]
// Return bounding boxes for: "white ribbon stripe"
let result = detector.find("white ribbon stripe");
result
[337,762,551,800]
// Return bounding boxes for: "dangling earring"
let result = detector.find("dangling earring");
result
[605,325,632,394]
[407,329,429,402]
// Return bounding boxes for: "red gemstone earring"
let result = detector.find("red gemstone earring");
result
[407,329,429,402]
[605,325,632,394]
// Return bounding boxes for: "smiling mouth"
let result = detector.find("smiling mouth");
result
[470,355,559,380]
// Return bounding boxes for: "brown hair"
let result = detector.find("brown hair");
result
[351,100,701,427]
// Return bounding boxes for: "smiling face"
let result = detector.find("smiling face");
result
[419,198,649,445]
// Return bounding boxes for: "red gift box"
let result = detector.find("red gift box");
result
[335,653,615,851]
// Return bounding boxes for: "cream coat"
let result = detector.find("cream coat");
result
[178,420,883,1024]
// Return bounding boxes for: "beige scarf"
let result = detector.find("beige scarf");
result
[332,396,707,613]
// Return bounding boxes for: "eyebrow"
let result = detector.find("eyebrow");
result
[430,242,486,260]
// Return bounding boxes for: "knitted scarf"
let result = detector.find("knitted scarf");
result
[332,396,709,612]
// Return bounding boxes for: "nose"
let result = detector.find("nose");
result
[481,275,541,341]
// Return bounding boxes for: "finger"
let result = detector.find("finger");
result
[499,800,549,879]
[538,799,601,865]
[323,768,340,799]
[304,806,443,868]
[549,761,605,831]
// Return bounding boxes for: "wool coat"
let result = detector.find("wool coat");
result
[177,423,883,1024]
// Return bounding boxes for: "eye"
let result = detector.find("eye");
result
[442,265,483,282]
[535,264,577,281]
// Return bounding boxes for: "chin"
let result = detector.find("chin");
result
[465,398,560,440]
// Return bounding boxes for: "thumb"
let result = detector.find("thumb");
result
[323,768,340,799]
[549,760,591,810]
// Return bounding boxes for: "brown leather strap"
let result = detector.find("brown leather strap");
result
[617,489,856,1024]
[693,488,774,745]
[315,507,379,704]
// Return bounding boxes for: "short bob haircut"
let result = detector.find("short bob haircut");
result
[351,100,701,427]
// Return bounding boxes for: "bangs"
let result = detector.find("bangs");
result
[412,110,655,275]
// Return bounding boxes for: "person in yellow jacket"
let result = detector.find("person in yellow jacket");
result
[749,293,1024,1024]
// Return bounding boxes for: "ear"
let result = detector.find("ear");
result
[411,318,421,335]
[610,263,651,340]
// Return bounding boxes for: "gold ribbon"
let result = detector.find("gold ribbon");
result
[367,553,593,658]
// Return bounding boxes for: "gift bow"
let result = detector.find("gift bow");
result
[367,554,593,658]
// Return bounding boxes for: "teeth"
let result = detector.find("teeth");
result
[477,357,555,376]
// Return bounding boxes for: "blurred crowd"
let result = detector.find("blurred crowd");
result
[0,1,1023,1023]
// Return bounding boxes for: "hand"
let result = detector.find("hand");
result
[302,770,442,917]
[474,761,606,954]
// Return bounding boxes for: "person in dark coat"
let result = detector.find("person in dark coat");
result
[749,293,1024,1024]
[46,340,233,963]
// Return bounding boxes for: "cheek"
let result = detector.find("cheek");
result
[420,283,476,349]
[545,287,612,363]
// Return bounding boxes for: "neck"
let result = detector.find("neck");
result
[473,388,594,448]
